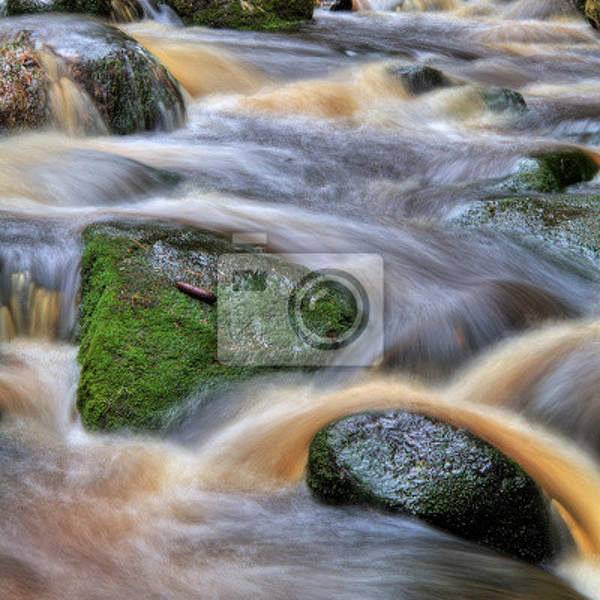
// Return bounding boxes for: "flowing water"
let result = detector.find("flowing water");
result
[2,1,600,598]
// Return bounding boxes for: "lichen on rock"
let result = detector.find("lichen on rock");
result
[0,31,49,133]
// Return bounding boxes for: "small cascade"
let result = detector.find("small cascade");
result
[39,50,108,138]
[0,221,79,343]
[135,0,183,25]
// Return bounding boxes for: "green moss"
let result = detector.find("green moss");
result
[307,410,555,564]
[496,149,598,194]
[0,32,49,133]
[166,0,312,30]
[77,222,264,432]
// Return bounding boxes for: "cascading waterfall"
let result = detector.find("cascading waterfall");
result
[0,221,80,342]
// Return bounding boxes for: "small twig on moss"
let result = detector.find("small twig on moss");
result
[129,237,150,252]
[175,281,216,305]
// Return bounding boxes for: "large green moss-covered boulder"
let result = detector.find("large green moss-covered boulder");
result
[0,32,49,134]
[0,16,185,135]
[77,222,260,432]
[165,0,313,30]
[78,221,353,431]
[307,410,556,564]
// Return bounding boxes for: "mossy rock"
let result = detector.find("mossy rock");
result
[458,192,600,261]
[307,410,556,564]
[586,0,600,28]
[164,0,313,30]
[0,16,185,135]
[77,222,260,432]
[78,222,352,431]
[571,0,600,28]
[0,32,49,134]
[494,149,598,194]
[4,0,142,20]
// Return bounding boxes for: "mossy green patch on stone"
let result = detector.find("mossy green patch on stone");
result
[496,149,598,194]
[165,0,312,30]
[307,410,556,564]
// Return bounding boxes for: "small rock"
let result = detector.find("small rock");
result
[386,64,452,95]
[481,87,527,114]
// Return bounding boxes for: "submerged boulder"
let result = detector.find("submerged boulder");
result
[164,0,314,30]
[0,16,185,135]
[307,410,556,564]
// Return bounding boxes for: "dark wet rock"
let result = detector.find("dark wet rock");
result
[164,0,314,30]
[0,32,49,133]
[4,0,142,20]
[386,64,452,95]
[307,410,556,564]
[481,87,527,114]
[0,16,185,135]
[330,0,353,11]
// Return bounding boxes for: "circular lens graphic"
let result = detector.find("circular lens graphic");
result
[288,269,369,350]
